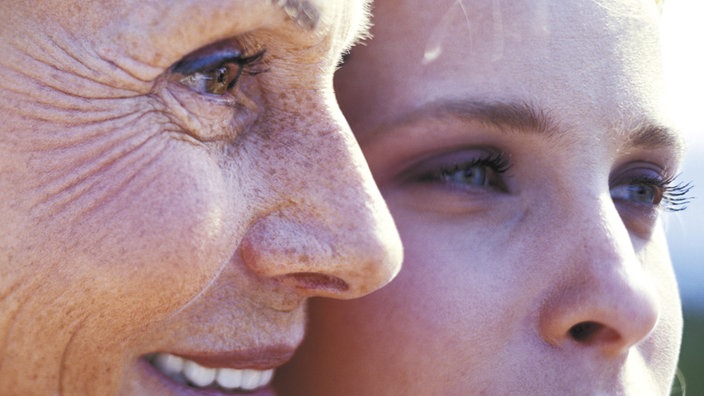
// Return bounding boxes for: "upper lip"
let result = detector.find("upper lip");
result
[154,345,297,370]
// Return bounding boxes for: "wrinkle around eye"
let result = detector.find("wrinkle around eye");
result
[152,77,262,143]
[26,109,172,222]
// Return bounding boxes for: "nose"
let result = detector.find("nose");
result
[239,109,403,300]
[538,196,660,357]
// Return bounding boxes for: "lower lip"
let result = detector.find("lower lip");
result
[137,358,277,396]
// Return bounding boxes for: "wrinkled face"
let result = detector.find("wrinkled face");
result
[277,0,685,394]
[0,0,402,394]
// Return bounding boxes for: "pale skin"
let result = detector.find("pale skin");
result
[276,0,687,394]
[0,1,402,395]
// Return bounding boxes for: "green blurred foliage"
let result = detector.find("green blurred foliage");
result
[675,311,704,396]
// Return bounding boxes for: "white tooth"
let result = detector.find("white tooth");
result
[240,369,262,390]
[183,360,216,387]
[259,369,274,387]
[154,354,184,376]
[216,368,243,390]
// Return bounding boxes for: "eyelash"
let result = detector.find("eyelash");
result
[422,152,693,212]
[417,151,511,191]
[628,175,693,212]
[440,152,511,177]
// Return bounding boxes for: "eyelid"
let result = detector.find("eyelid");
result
[399,147,510,192]
[156,43,267,142]
[609,162,693,212]
[171,50,245,75]
[402,148,506,176]
[168,45,267,98]
[609,161,666,185]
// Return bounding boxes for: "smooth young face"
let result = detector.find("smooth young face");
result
[0,1,402,394]
[277,0,686,394]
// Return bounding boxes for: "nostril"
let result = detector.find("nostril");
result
[279,273,350,295]
[568,321,620,345]
[569,321,601,342]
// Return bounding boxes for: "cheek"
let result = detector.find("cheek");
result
[0,125,240,391]
[378,204,550,364]
[390,203,534,305]
[13,140,235,334]
[638,230,683,380]
[343,208,524,364]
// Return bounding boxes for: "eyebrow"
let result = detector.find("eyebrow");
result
[434,100,558,135]
[272,0,321,30]
[626,123,683,151]
[395,99,682,151]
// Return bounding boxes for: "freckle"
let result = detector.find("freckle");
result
[305,93,314,103]
[299,254,310,263]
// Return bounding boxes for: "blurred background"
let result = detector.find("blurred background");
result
[661,1,703,394]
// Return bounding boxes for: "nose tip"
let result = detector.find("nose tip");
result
[538,200,660,357]
[240,209,402,300]
[236,97,402,300]
[539,274,660,356]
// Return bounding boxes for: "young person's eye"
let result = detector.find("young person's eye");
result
[171,48,267,96]
[610,172,692,212]
[609,164,693,237]
[410,149,511,193]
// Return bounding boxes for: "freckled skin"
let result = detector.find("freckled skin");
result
[0,1,401,394]
[277,0,683,395]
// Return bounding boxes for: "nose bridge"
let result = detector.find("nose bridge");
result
[539,194,659,356]
[240,103,402,300]
[580,195,636,270]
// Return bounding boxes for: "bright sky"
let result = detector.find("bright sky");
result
[660,0,704,308]
[661,0,704,146]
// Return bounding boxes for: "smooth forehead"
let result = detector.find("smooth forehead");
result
[481,0,659,58]
[419,0,663,81]
[465,1,662,118]
[340,0,680,154]
[364,0,666,127]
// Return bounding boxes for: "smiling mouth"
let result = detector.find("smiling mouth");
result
[147,353,276,392]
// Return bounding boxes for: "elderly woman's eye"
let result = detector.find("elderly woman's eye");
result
[171,49,266,95]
